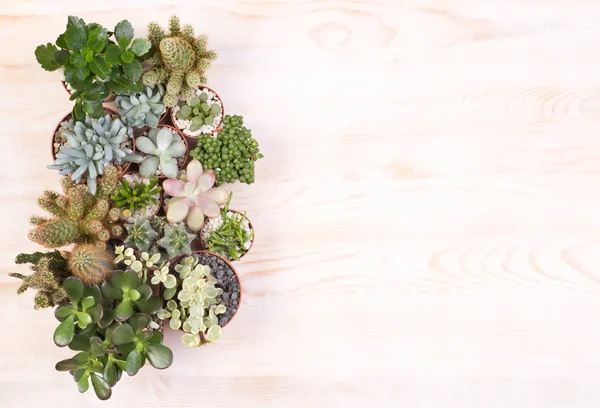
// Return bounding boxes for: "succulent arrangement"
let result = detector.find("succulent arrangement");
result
[18,14,261,400]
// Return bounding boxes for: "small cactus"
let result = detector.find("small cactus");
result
[68,244,115,284]
[158,223,196,259]
[124,218,159,251]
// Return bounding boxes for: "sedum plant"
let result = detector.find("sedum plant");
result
[156,256,225,347]
[163,159,229,231]
[190,115,263,185]
[116,85,166,128]
[35,16,151,121]
[175,92,221,132]
[48,114,142,195]
[136,127,186,178]
[29,166,122,248]
[124,218,159,252]
[10,251,71,309]
[142,16,217,107]
[157,223,196,259]
[115,246,162,283]
[111,176,161,213]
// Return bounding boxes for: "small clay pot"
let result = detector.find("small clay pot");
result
[170,85,224,138]
[61,80,116,102]
[51,107,135,177]
[135,124,189,179]
[197,209,254,260]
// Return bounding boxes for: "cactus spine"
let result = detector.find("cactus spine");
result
[68,244,115,284]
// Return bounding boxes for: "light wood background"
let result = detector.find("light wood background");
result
[2,0,600,406]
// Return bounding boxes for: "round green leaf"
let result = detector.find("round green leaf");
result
[114,20,134,42]
[55,305,72,321]
[54,315,75,347]
[69,334,91,352]
[35,43,61,71]
[129,289,141,301]
[135,297,163,315]
[164,286,177,300]
[77,374,90,393]
[73,368,86,382]
[148,331,164,344]
[206,325,222,343]
[90,373,112,400]
[65,26,86,50]
[86,302,103,323]
[90,337,104,357]
[112,323,135,345]
[98,306,114,329]
[146,344,173,369]
[130,38,151,56]
[128,313,151,332]
[120,50,134,64]
[63,277,84,303]
[122,59,142,81]
[164,274,177,289]
[103,361,118,386]
[125,350,142,376]
[83,284,103,302]
[114,299,134,321]
[55,358,79,371]
[101,281,122,300]
[118,271,140,290]
[76,312,92,329]
[81,296,95,310]
[136,284,152,300]
[105,44,122,65]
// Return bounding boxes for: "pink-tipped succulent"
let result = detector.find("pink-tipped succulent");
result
[163,160,229,231]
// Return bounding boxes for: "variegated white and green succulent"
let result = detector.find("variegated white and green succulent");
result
[116,85,166,128]
[48,114,142,194]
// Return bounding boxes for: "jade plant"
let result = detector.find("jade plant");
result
[116,85,166,128]
[111,176,161,213]
[28,166,122,248]
[53,275,171,400]
[163,159,229,231]
[136,127,187,178]
[9,251,71,309]
[175,92,222,132]
[142,16,217,107]
[156,256,225,347]
[48,114,142,194]
[190,115,263,185]
[35,16,151,121]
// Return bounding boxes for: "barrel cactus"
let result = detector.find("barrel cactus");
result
[116,85,166,128]
[157,222,196,259]
[48,114,142,195]
[142,16,217,107]
[68,244,115,284]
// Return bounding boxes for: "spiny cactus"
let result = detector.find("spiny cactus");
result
[68,244,115,284]
[158,222,196,259]
[9,251,71,309]
[142,16,217,107]
[28,166,123,248]
[124,218,159,251]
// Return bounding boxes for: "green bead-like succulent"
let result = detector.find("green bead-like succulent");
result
[116,85,166,128]
[157,223,196,259]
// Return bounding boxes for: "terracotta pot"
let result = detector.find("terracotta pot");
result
[168,250,242,332]
[136,124,189,179]
[197,209,254,260]
[170,85,224,138]
[51,107,135,177]
[61,80,116,102]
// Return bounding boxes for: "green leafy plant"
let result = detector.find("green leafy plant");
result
[9,251,71,309]
[157,222,196,259]
[101,270,163,321]
[203,194,253,261]
[136,127,187,178]
[116,85,166,128]
[190,115,263,185]
[48,114,142,195]
[163,159,229,231]
[124,218,159,251]
[175,91,221,132]
[111,176,161,213]
[28,166,122,248]
[35,16,151,121]
[142,15,217,107]
[156,256,225,347]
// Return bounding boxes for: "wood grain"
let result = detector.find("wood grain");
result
[2,1,600,407]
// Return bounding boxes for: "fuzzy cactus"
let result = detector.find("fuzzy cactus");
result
[142,16,217,107]
[28,166,123,248]
[68,244,115,284]
[9,251,71,309]
[158,223,196,259]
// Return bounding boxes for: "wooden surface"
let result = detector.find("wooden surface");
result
[2,1,600,406]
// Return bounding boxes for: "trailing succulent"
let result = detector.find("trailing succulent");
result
[35,16,152,121]
[175,91,222,132]
[156,256,225,347]
[10,251,71,309]
[163,159,229,231]
[53,275,170,400]
[142,16,217,107]
[116,85,166,128]
[29,166,122,248]
[48,114,142,195]
[190,115,263,185]
[136,127,187,178]
[111,176,161,213]
[115,246,162,283]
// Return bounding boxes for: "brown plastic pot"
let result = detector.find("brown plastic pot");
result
[136,124,189,179]
[170,85,224,138]
[61,80,116,102]
[51,107,136,177]
[197,209,254,260]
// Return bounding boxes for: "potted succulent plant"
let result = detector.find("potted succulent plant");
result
[190,114,263,185]
[49,110,142,194]
[115,85,167,129]
[199,193,254,260]
[135,125,188,178]
[171,86,224,137]
[35,16,152,121]
[154,252,241,348]
[162,159,230,231]
[111,175,162,223]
